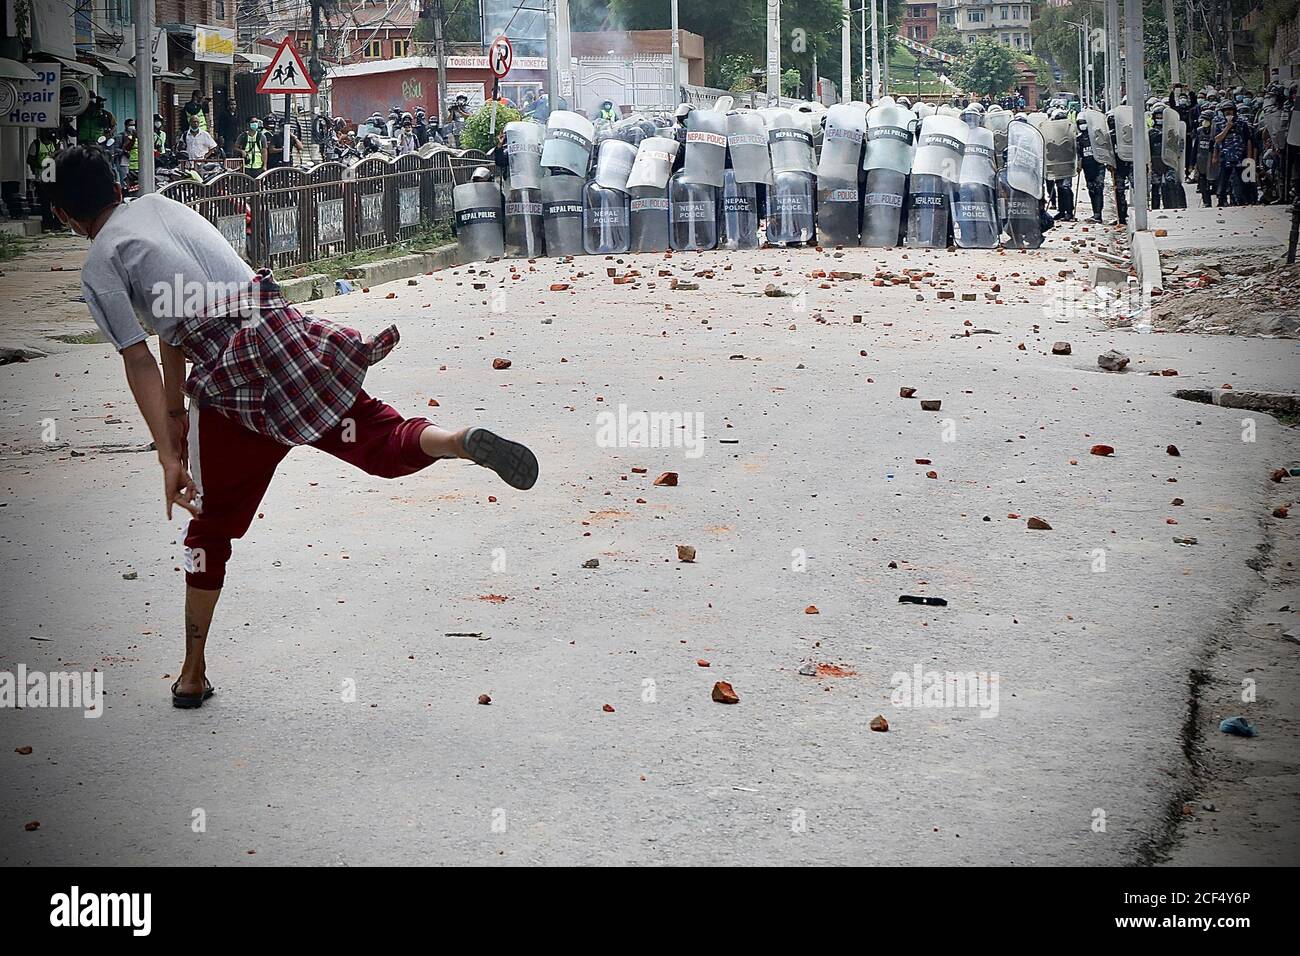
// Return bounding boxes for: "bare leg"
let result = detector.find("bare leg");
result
[178,586,220,696]
[419,425,470,460]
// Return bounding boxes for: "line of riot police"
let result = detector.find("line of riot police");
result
[453,95,1085,262]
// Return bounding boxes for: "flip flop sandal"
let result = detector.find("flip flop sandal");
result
[463,427,539,491]
[171,677,214,709]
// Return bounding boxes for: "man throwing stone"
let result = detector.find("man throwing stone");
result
[48,146,539,709]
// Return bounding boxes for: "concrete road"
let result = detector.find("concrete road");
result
[1,212,1296,865]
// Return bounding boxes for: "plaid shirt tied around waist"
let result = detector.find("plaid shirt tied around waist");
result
[178,270,399,446]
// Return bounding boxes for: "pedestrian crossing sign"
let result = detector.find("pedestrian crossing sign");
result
[257,37,317,95]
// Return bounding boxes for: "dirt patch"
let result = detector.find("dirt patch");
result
[1152,258,1300,338]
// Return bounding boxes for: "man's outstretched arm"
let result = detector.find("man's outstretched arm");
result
[121,341,198,519]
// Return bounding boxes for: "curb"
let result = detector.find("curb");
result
[1131,230,1164,293]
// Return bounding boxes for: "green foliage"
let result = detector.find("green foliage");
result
[929,27,965,57]
[950,37,1019,99]
[460,102,524,154]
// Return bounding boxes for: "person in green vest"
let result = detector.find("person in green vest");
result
[184,91,210,132]
[235,117,268,176]
[26,128,62,228]
[125,118,140,176]
[153,113,167,158]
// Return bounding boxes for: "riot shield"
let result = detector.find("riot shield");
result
[668,171,718,251]
[818,103,867,188]
[583,179,631,254]
[953,126,998,249]
[1006,120,1045,199]
[1290,107,1300,148]
[1026,111,1049,129]
[1004,185,1043,249]
[984,107,1011,160]
[817,182,860,247]
[914,101,936,121]
[625,136,678,191]
[629,187,671,253]
[541,110,596,177]
[503,188,545,258]
[767,110,817,176]
[960,106,984,130]
[1160,106,1185,172]
[1082,108,1116,167]
[1112,107,1134,163]
[718,169,760,250]
[1040,118,1076,181]
[594,139,637,193]
[504,121,545,191]
[541,172,586,256]
[682,109,728,188]
[864,102,916,173]
[453,180,504,262]
[727,110,773,185]
[766,171,816,245]
[911,114,967,184]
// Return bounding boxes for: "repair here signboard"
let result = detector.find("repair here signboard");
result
[1,64,61,128]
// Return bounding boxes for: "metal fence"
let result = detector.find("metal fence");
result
[158,146,489,270]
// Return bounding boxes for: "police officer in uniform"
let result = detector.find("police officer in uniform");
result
[1077,115,1106,222]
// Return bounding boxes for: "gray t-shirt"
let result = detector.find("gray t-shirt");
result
[81,193,252,351]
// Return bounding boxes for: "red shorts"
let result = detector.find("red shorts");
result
[183,390,434,590]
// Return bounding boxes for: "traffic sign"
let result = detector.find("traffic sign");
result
[257,37,317,95]
[489,35,513,79]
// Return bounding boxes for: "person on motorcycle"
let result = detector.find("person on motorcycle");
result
[235,118,269,176]
[182,113,219,161]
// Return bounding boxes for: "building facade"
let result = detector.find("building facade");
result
[902,2,940,42]
[937,0,1035,51]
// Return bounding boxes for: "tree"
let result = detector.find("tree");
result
[460,102,523,153]
[950,37,1019,99]
[929,26,965,58]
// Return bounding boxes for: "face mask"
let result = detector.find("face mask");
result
[154,121,162,130]
[126,125,136,134]
[250,122,260,131]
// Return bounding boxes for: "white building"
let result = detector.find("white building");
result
[938,0,1036,52]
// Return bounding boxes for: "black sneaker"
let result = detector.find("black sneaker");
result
[463,428,539,491]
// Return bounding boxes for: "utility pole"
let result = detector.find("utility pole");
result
[766,0,781,104]
[433,0,448,120]
[135,0,155,193]
[869,0,879,101]
[1124,0,1149,232]
[556,0,572,105]
[1107,0,1122,110]
[671,0,682,97]
[546,0,559,109]
[841,0,851,103]
[1163,0,1180,85]
[860,1,866,102]
[309,0,323,138]
[880,0,889,95]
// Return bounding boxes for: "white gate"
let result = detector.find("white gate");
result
[573,54,677,116]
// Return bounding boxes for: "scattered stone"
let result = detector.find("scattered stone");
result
[477,694,491,705]
[697,659,711,667]
[1273,505,1290,519]
[1166,444,1181,456]
[602,703,616,713]
[653,472,679,487]
[804,605,820,614]
[676,544,697,562]
[1097,349,1130,372]
[492,358,512,370]
[582,558,600,569]
[899,386,917,398]
[1171,497,1184,506]
[1090,444,1115,457]
[14,746,32,755]
[121,570,137,580]
[797,661,817,676]
[898,595,948,607]
[763,284,793,297]
[920,400,942,411]
[1027,516,1052,530]
[1173,536,1198,546]
[1051,342,1071,355]
[24,821,39,832]
[869,715,890,732]
[711,681,740,704]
